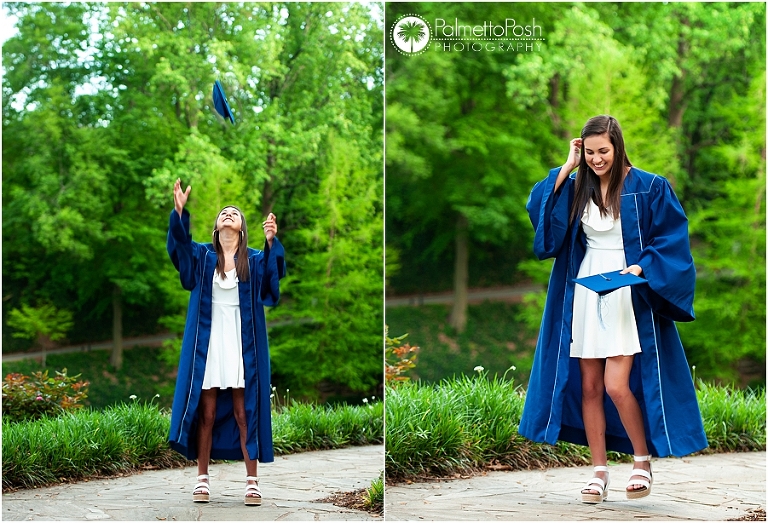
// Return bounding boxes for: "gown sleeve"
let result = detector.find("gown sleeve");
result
[526,167,574,259]
[167,208,202,291]
[260,236,287,307]
[636,177,696,322]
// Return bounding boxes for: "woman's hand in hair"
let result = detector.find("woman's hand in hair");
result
[263,213,277,249]
[173,178,191,218]
[621,265,643,277]
[555,138,582,193]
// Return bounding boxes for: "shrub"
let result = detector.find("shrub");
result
[385,328,418,382]
[2,369,89,422]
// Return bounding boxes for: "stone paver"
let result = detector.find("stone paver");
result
[4,445,383,521]
[386,451,765,521]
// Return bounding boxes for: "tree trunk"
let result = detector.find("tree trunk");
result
[449,213,469,333]
[668,24,689,128]
[110,284,123,370]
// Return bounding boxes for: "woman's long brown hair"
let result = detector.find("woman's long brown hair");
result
[211,205,250,282]
[569,115,632,225]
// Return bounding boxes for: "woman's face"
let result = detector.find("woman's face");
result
[216,207,243,232]
[583,133,614,178]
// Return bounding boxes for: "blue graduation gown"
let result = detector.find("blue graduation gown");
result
[518,167,708,457]
[166,208,286,462]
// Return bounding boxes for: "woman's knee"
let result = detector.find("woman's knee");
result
[198,406,217,427]
[605,381,632,404]
[582,380,604,401]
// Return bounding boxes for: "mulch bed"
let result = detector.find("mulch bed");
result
[315,488,382,517]
[729,508,766,521]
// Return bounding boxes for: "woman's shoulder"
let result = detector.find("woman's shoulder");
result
[624,167,673,196]
[247,246,264,259]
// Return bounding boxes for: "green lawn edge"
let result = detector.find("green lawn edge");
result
[385,375,766,481]
[3,400,383,491]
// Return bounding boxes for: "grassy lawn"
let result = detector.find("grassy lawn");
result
[386,302,536,384]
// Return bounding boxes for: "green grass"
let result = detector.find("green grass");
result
[2,347,177,411]
[386,303,536,384]
[3,399,383,491]
[272,400,384,454]
[363,472,383,512]
[385,375,766,481]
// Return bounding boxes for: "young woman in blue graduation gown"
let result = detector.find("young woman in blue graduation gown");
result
[166,178,286,505]
[519,116,707,503]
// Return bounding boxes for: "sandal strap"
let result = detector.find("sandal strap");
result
[196,474,210,480]
[194,482,210,492]
[245,476,261,497]
[626,478,650,489]
[593,465,609,473]
[633,454,652,462]
[629,468,652,480]
[583,477,606,493]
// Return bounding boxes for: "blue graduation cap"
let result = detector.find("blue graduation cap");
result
[213,80,235,124]
[573,270,647,296]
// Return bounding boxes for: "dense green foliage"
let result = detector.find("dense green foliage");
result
[3,3,383,398]
[386,303,534,384]
[385,376,766,481]
[3,398,383,490]
[2,369,89,422]
[385,3,765,382]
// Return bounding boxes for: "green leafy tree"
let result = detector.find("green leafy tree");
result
[6,303,74,367]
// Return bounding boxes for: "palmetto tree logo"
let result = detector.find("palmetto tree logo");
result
[390,14,431,56]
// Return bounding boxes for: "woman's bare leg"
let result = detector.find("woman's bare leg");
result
[604,355,651,490]
[580,358,608,493]
[196,388,218,493]
[232,388,259,497]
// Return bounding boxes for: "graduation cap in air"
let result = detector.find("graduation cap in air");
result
[573,270,647,296]
[213,80,235,124]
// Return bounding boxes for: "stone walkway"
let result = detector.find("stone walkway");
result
[3,445,383,521]
[386,451,766,521]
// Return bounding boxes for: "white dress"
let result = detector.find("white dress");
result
[570,199,642,359]
[202,267,246,389]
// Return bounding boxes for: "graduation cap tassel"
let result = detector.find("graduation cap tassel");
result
[597,295,608,331]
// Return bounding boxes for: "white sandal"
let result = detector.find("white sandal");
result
[245,475,262,506]
[581,465,609,504]
[626,454,653,499]
[193,474,210,503]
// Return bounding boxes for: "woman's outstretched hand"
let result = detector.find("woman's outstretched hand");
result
[174,178,191,217]
[263,213,277,248]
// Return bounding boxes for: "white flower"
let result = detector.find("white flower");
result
[371,396,376,400]
[362,398,369,404]
[511,366,517,371]
[692,365,696,370]
[272,386,277,392]
[154,394,160,398]
[474,366,484,372]
[270,394,275,399]
[129,395,137,400]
